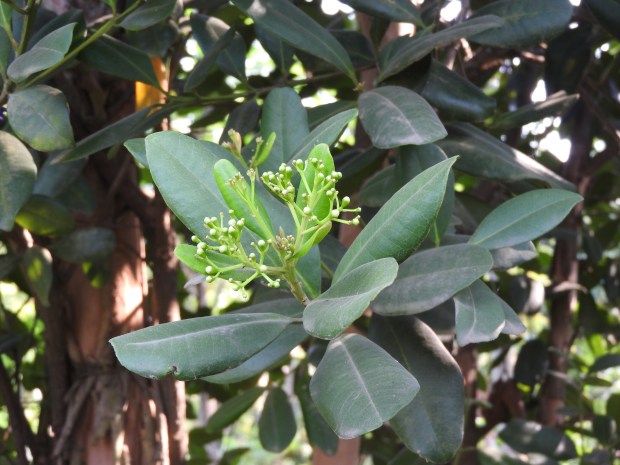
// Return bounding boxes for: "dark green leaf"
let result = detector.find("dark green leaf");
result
[206,387,264,433]
[499,299,527,335]
[358,165,399,207]
[499,419,577,460]
[358,86,446,148]
[259,387,297,452]
[231,0,356,82]
[310,334,419,439]
[378,16,504,80]
[255,25,294,72]
[0,131,37,231]
[124,138,147,167]
[185,28,235,91]
[491,241,537,270]
[79,35,160,87]
[7,23,76,81]
[307,101,357,129]
[304,257,398,339]
[436,123,575,190]
[469,189,583,249]
[58,176,96,215]
[0,3,11,34]
[288,109,357,162]
[373,244,493,316]
[121,0,177,30]
[51,227,116,263]
[260,87,309,172]
[0,254,20,280]
[15,195,75,236]
[589,354,620,374]
[190,15,246,82]
[8,85,74,151]
[370,316,464,463]
[421,60,495,122]
[0,27,11,75]
[109,313,292,380]
[22,246,52,306]
[33,158,84,198]
[454,280,505,346]
[469,0,573,49]
[514,339,549,387]
[220,101,260,145]
[335,157,457,281]
[492,91,579,129]
[55,107,155,163]
[339,0,422,25]
[586,0,620,39]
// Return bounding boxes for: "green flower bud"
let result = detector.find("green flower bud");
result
[219,245,228,253]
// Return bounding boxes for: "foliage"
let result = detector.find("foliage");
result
[0,0,619,465]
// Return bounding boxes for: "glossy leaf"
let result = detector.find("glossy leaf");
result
[378,16,503,80]
[190,15,246,82]
[55,108,152,162]
[339,0,422,25]
[232,0,356,82]
[421,60,495,122]
[500,299,527,335]
[79,35,160,87]
[436,123,575,190]
[121,0,176,30]
[492,91,579,129]
[259,387,297,452]
[260,87,309,172]
[23,246,53,306]
[220,101,260,145]
[15,195,75,236]
[185,27,236,92]
[310,334,419,439]
[469,0,573,49]
[255,25,294,72]
[454,280,505,346]
[206,387,264,433]
[110,313,292,380]
[373,244,493,316]
[491,241,537,270]
[469,189,583,250]
[358,86,446,148]
[288,109,357,162]
[304,257,398,339]
[370,316,464,463]
[124,138,147,167]
[0,131,37,231]
[307,101,357,129]
[7,23,76,81]
[499,419,577,460]
[51,228,116,263]
[334,157,456,282]
[8,85,74,151]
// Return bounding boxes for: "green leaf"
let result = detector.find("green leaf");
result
[109,313,292,380]
[220,101,260,145]
[259,387,297,452]
[369,316,464,463]
[214,159,274,239]
[231,0,356,82]
[358,86,446,149]
[51,227,116,263]
[124,138,147,167]
[334,157,457,282]
[589,354,620,374]
[190,15,246,83]
[121,0,177,30]
[307,101,357,129]
[260,87,309,172]
[175,243,253,283]
[255,25,294,72]
[16,195,75,236]
[0,254,20,280]
[358,165,399,207]
[0,3,11,34]
[206,387,264,434]
[491,241,537,270]
[514,339,548,387]
[469,189,582,250]
[378,15,504,81]
[304,257,398,339]
[7,23,76,82]
[492,91,579,129]
[55,107,153,163]
[8,85,74,151]
[339,0,422,25]
[436,123,575,190]
[421,60,496,122]
[22,246,52,306]
[79,35,160,87]
[33,158,84,198]
[184,27,236,92]
[373,244,493,316]
[310,334,419,439]
[288,109,357,163]
[0,131,37,231]
[0,27,11,75]
[469,0,573,49]
[295,363,339,455]
[454,280,505,346]
[500,299,527,335]
[499,419,577,460]
[586,0,620,40]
